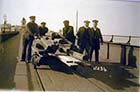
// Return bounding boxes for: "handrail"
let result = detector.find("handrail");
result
[103,35,140,47]
[103,41,140,48]
[103,35,140,38]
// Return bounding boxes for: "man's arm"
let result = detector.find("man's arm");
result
[68,26,74,36]
[63,28,66,37]
[26,23,34,36]
[98,28,103,43]
[35,24,40,38]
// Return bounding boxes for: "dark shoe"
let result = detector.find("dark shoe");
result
[20,59,25,62]
[27,60,31,63]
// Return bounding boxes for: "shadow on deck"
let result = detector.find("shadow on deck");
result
[36,60,140,90]
[76,62,139,90]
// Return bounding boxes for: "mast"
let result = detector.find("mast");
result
[75,10,78,32]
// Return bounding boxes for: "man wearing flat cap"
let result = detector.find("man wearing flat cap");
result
[62,20,75,44]
[76,20,91,61]
[21,16,39,63]
[89,19,103,64]
[39,22,48,37]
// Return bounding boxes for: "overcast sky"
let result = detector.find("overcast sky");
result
[0,0,140,36]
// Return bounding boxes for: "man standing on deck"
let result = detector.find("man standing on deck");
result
[76,20,91,61]
[39,22,48,37]
[89,19,103,64]
[62,20,75,44]
[21,16,39,63]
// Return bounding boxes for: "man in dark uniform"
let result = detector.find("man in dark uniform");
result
[21,16,39,63]
[63,20,75,44]
[39,22,48,37]
[76,20,91,61]
[89,19,103,63]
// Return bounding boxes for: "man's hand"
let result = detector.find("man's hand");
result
[34,35,41,39]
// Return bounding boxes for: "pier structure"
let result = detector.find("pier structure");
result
[0,27,139,92]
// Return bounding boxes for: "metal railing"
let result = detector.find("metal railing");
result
[103,35,140,46]
[102,35,140,66]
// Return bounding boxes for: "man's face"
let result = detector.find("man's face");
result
[64,22,69,27]
[41,24,46,27]
[84,23,89,27]
[30,18,35,23]
[93,22,98,27]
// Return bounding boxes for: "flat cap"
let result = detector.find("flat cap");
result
[84,20,90,23]
[41,22,46,24]
[92,19,99,23]
[63,20,69,23]
[29,16,36,19]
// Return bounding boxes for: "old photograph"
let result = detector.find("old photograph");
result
[0,0,140,92]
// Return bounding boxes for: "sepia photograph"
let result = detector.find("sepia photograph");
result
[0,0,140,92]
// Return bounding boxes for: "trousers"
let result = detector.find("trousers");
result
[21,37,34,61]
[89,47,99,62]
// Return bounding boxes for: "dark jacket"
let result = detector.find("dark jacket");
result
[24,22,39,39]
[77,26,91,47]
[39,26,48,36]
[63,26,75,43]
[90,27,103,49]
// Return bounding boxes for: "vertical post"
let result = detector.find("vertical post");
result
[127,36,131,44]
[107,35,114,59]
[110,35,114,42]
[75,10,78,33]
[120,45,126,66]
[107,43,110,59]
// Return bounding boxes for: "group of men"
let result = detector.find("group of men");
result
[21,16,103,64]
[63,20,103,64]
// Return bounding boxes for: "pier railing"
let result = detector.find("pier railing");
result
[103,35,140,46]
[102,35,140,66]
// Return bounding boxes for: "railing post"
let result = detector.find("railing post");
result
[120,45,126,66]
[110,35,114,42]
[107,43,110,59]
[127,36,131,44]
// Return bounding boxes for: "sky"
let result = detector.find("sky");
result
[0,0,140,36]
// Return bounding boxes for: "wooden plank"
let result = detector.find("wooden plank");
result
[57,55,81,67]
[36,65,105,92]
